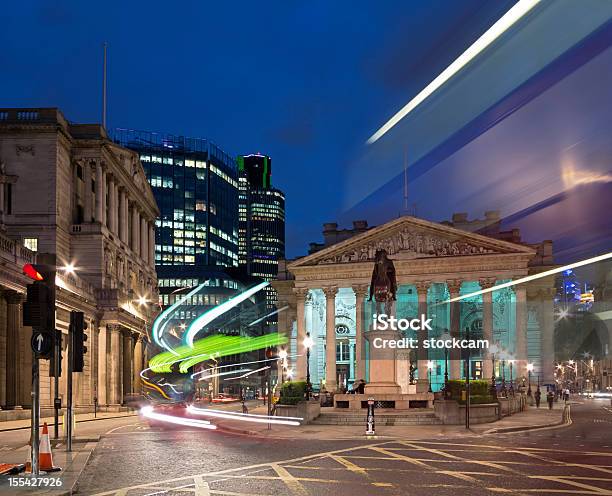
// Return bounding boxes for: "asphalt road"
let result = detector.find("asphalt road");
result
[71,398,612,496]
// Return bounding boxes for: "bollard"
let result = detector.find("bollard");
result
[366,397,375,436]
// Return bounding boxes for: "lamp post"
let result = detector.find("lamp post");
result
[303,332,314,400]
[509,359,515,396]
[489,344,499,399]
[279,349,288,384]
[440,331,451,396]
[527,363,534,397]
[427,360,434,393]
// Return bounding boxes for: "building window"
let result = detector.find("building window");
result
[24,237,38,252]
[336,341,350,362]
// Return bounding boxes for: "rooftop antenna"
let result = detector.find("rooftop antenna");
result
[403,146,408,213]
[102,42,108,129]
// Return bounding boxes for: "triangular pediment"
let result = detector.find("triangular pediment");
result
[289,216,535,268]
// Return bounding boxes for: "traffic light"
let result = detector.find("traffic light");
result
[265,348,279,360]
[23,282,50,328]
[70,311,88,372]
[49,329,63,378]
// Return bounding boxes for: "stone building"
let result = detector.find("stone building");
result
[0,108,159,418]
[273,214,556,395]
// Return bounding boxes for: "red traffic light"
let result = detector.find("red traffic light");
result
[23,264,44,281]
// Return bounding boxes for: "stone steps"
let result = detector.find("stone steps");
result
[312,410,442,425]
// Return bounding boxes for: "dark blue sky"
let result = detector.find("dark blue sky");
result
[1,0,516,256]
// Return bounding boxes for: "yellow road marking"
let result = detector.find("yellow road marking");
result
[529,475,612,495]
[329,455,368,476]
[271,463,309,496]
[193,475,211,496]
[372,482,393,487]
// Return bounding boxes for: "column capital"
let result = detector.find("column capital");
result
[479,277,497,290]
[352,284,368,299]
[293,287,309,299]
[446,279,463,295]
[414,280,431,295]
[322,286,338,299]
[107,323,121,333]
[3,289,24,304]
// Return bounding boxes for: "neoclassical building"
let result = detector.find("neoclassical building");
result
[0,108,158,418]
[274,215,556,393]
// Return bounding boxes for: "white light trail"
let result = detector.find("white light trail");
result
[247,306,289,327]
[446,251,612,303]
[185,281,269,347]
[366,0,541,144]
[140,406,217,430]
[190,354,301,379]
[187,405,302,426]
[197,368,252,382]
[225,366,270,380]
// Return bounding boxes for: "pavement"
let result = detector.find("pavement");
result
[0,410,138,433]
[0,398,606,496]
[211,400,572,440]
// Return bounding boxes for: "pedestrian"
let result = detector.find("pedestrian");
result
[535,388,541,408]
[547,390,554,409]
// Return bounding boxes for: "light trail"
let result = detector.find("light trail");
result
[446,251,612,303]
[197,368,252,382]
[225,366,270,380]
[185,281,269,347]
[247,305,289,327]
[187,405,302,426]
[140,406,217,430]
[366,0,541,144]
[190,355,301,379]
[151,282,206,350]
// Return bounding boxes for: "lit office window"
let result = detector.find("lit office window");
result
[24,237,38,252]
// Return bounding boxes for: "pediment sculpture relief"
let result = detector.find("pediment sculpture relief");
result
[318,228,497,264]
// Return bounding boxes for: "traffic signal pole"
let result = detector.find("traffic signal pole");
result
[66,317,73,452]
[31,357,40,474]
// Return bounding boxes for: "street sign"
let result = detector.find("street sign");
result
[31,331,52,357]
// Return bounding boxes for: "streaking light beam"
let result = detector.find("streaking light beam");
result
[366,0,541,144]
[446,252,612,303]
[140,406,217,430]
[187,405,302,426]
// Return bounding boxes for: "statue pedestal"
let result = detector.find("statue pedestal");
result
[365,329,402,395]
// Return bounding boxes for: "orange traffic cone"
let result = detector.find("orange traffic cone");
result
[39,423,61,472]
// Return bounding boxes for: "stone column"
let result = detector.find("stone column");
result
[140,216,148,263]
[4,291,23,409]
[133,336,144,392]
[415,281,431,392]
[352,285,368,382]
[119,189,128,243]
[108,325,122,407]
[323,286,338,392]
[149,224,156,266]
[515,284,528,381]
[131,208,140,255]
[293,288,308,381]
[107,176,116,233]
[83,160,93,222]
[480,277,497,383]
[113,181,120,235]
[540,287,555,384]
[95,162,106,224]
[97,325,108,406]
[447,279,462,379]
[122,331,133,397]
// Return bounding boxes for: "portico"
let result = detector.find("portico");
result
[274,215,556,404]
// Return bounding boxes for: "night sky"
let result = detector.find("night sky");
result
[1,0,516,256]
[2,1,610,262]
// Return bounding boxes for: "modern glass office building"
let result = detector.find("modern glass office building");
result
[113,129,239,305]
[237,154,285,308]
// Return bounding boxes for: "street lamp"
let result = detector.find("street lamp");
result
[509,358,515,396]
[489,344,499,399]
[526,363,534,397]
[63,263,76,275]
[427,360,434,393]
[303,332,314,400]
[440,331,451,396]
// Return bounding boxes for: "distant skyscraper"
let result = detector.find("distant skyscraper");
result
[237,154,285,307]
[114,129,239,309]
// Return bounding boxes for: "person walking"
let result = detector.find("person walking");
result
[547,390,554,409]
[535,388,541,408]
